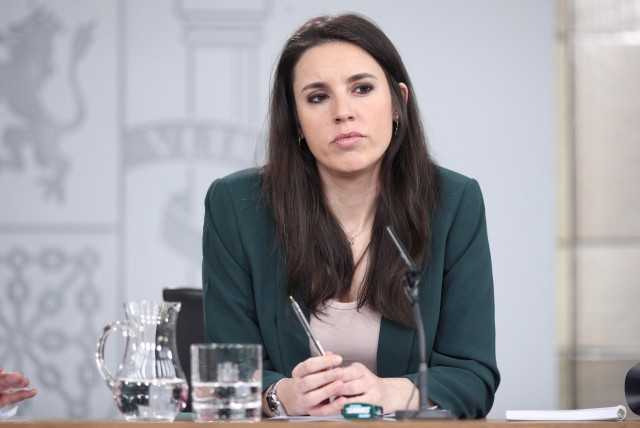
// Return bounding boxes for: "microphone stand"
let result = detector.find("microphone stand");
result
[386,226,453,420]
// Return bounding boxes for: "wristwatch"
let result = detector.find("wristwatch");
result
[266,378,288,417]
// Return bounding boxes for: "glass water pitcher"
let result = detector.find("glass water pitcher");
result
[95,300,188,421]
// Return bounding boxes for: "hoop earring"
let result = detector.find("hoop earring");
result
[394,114,399,136]
[298,137,301,147]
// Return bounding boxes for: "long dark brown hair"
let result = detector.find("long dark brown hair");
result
[261,13,440,327]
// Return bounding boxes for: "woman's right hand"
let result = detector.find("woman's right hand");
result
[276,352,347,416]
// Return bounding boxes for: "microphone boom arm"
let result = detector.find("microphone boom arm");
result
[386,226,453,420]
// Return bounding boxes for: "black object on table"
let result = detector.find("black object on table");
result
[162,287,205,413]
[626,362,640,416]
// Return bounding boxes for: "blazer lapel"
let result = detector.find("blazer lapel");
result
[275,271,311,376]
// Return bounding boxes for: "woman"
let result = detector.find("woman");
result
[203,13,499,418]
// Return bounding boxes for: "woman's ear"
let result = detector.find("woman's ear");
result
[399,82,409,104]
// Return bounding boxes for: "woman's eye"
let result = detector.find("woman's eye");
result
[307,93,327,103]
[355,84,373,95]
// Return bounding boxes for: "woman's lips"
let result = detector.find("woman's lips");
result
[332,132,364,147]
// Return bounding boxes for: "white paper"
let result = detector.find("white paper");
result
[0,406,18,420]
[271,415,345,421]
[506,405,627,421]
[271,414,396,422]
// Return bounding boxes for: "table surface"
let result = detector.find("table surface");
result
[1,420,639,427]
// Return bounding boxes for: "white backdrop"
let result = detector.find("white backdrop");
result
[0,0,555,419]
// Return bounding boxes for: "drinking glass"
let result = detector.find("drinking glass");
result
[191,343,262,422]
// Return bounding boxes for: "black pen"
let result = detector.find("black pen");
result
[289,295,326,356]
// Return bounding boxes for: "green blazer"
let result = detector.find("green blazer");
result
[202,167,500,418]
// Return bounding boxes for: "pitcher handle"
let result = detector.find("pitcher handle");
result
[95,321,135,390]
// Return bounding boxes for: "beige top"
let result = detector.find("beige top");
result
[309,300,382,374]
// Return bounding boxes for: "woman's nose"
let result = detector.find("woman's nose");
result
[332,95,355,123]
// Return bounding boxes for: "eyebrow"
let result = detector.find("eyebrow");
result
[300,73,378,93]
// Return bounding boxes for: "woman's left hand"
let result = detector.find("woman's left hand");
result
[337,362,418,414]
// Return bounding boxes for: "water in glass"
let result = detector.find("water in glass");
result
[192,380,261,422]
[116,378,188,421]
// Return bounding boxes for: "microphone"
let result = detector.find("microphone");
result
[386,225,452,420]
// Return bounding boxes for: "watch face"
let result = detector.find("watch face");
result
[269,400,282,416]
[267,390,280,414]
[267,379,286,416]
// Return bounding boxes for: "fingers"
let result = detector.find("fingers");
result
[340,384,384,409]
[298,366,344,396]
[291,354,341,379]
[339,362,366,382]
[0,388,37,407]
[338,363,381,401]
[307,395,348,416]
[0,372,30,389]
[289,366,344,415]
[285,354,345,415]
[338,378,365,397]
[297,370,343,408]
